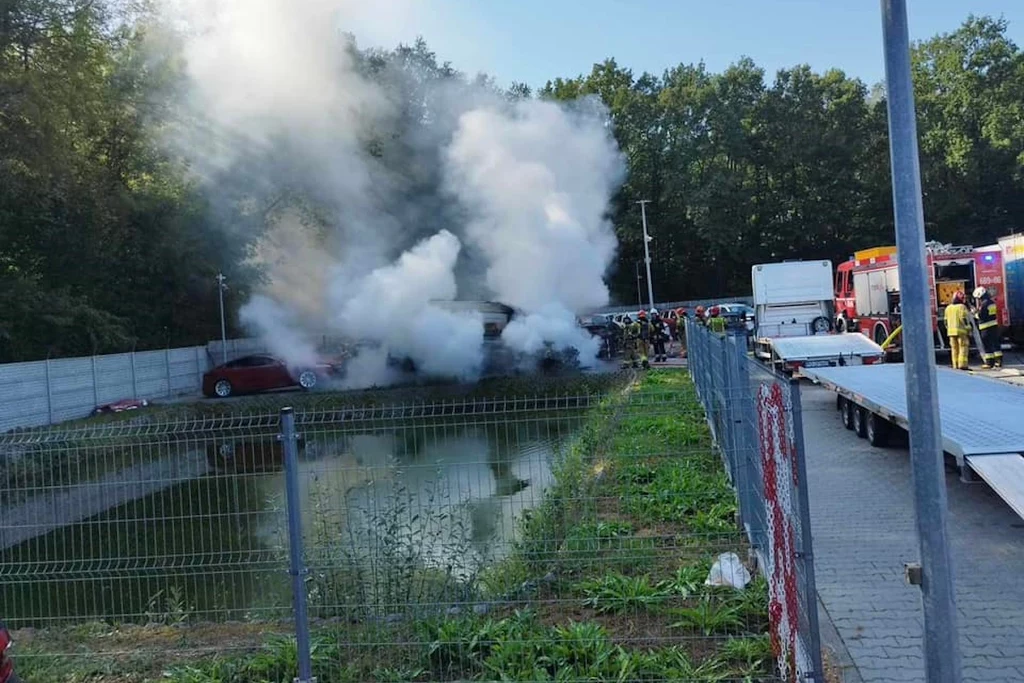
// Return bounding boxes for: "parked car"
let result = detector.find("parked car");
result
[578,313,621,358]
[202,354,344,398]
[1,622,18,683]
[716,302,756,333]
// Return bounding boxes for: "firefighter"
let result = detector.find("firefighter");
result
[636,310,651,369]
[708,306,727,334]
[675,307,688,358]
[695,305,706,326]
[973,286,1003,369]
[650,309,667,363]
[944,290,970,371]
[620,314,637,368]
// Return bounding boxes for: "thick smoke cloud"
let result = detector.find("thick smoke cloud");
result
[332,230,484,380]
[159,0,624,385]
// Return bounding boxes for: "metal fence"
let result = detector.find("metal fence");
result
[1,376,790,682]
[686,318,824,682]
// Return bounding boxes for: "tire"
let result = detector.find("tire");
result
[853,406,867,438]
[837,394,845,411]
[873,323,889,346]
[836,317,847,334]
[298,370,318,390]
[811,316,832,334]
[841,399,855,430]
[214,379,233,398]
[866,412,890,447]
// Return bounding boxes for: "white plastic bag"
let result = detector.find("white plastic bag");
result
[705,552,752,589]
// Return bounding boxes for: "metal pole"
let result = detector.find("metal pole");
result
[637,200,655,310]
[217,273,228,365]
[879,2,961,681]
[280,407,315,683]
[44,353,53,425]
[788,379,825,682]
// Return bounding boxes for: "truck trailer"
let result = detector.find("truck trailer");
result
[803,363,1024,521]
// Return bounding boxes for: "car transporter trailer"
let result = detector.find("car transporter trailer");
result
[802,363,1024,521]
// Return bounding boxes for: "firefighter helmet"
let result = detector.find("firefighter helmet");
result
[973,286,988,299]
[637,310,647,319]
[952,290,965,304]
[695,305,705,316]
[709,306,721,317]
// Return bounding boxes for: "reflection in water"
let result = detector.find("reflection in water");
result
[0,415,578,626]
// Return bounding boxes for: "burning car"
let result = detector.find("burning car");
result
[577,313,621,358]
[202,354,344,398]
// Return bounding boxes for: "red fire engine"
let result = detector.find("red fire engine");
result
[834,242,1009,353]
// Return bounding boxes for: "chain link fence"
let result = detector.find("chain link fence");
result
[3,375,795,682]
[685,319,825,682]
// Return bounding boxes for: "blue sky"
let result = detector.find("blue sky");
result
[356,0,1024,89]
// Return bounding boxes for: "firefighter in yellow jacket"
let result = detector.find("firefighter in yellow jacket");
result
[944,290,970,370]
[973,286,1002,368]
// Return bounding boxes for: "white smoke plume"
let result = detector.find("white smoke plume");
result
[238,295,320,369]
[445,100,623,360]
[157,0,624,385]
[332,230,484,380]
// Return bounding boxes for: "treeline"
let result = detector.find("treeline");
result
[549,15,1024,301]
[1,2,1021,362]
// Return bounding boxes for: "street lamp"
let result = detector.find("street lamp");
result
[216,273,228,364]
[637,200,655,311]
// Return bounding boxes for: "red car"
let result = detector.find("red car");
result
[1,623,18,683]
[202,354,343,398]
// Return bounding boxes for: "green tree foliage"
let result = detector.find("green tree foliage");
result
[1,5,1021,360]
[544,16,1024,302]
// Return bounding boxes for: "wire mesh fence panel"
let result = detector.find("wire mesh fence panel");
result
[2,380,785,682]
[685,319,825,683]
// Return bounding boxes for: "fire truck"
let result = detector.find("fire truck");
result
[833,242,1010,353]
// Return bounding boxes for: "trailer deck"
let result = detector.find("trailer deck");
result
[802,363,1024,519]
[768,333,884,366]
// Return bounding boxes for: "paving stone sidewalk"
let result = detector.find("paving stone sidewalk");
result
[801,384,1024,683]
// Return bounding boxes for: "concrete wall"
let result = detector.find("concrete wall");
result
[0,346,212,432]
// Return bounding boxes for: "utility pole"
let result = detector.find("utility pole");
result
[879,1,961,681]
[637,200,655,311]
[216,273,228,365]
[635,261,643,307]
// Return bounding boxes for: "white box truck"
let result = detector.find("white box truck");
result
[752,260,884,374]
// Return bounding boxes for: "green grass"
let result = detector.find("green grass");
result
[10,369,776,682]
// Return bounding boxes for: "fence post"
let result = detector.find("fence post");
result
[788,379,825,683]
[130,349,138,399]
[44,357,54,425]
[91,354,100,407]
[280,407,315,683]
[166,348,173,397]
[195,346,203,392]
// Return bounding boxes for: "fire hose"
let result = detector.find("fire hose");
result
[881,324,903,350]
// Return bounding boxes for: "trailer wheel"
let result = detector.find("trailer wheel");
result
[852,406,867,438]
[841,399,855,430]
[836,394,845,412]
[866,412,890,447]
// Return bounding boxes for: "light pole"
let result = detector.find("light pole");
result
[216,273,228,364]
[637,200,655,311]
